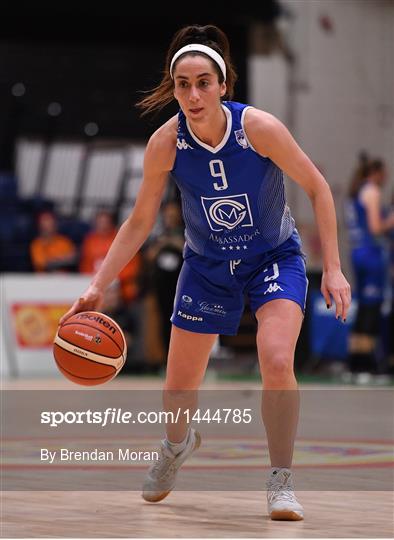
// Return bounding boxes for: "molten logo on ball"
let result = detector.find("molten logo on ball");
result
[75,313,116,334]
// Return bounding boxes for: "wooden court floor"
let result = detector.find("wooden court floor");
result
[1,377,393,538]
[2,489,393,538]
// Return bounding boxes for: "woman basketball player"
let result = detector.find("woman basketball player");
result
[346,157,394,376]
[60,25,351,521]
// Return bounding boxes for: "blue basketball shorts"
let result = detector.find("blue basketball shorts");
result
[171,233,309,335]
[351,246,387,305]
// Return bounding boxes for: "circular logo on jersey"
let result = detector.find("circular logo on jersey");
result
[201,194,254,232]
[209,199,247,230]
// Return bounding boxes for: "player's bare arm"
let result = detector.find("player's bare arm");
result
[59,117,178,324]
[361,183,394,235]
[245,108,351,320]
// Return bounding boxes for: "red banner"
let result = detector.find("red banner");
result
[12,303,70,348]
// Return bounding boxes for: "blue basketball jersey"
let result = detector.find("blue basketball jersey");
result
[345,185,388,304]
[171,101,296,260]
[345,186,381,250]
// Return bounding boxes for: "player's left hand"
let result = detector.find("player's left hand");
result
[321,269,351,321]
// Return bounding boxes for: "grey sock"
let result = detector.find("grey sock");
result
[270,467,291,477]
[166,429,191,455]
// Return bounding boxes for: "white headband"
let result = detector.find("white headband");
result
[170,43,226,81]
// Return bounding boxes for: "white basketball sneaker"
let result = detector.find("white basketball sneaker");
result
[267,468,304,521]
[142,429,201,503]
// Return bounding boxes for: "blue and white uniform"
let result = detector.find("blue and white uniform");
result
[345,185,387,305]
[170,101,308,334]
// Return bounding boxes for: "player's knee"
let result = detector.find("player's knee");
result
[262,353,294,382]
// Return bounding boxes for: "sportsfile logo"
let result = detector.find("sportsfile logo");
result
[177,310,203,322]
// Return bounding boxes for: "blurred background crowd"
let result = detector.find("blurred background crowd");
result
[1,1,393,382]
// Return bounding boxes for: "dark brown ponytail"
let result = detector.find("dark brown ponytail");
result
[136,25,237,116]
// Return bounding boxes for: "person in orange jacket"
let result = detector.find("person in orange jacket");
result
[79,209,141,303]
[30,211,76,272]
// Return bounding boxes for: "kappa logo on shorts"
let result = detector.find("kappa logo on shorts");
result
[177,310,203,322]
[263,282,284,295]
[201,193,254,231]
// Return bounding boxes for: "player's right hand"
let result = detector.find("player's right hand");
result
[59,285,104,326]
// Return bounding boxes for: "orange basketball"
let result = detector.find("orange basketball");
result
[53,311,127,386]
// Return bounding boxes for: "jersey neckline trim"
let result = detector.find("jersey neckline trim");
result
[185,104,232,154]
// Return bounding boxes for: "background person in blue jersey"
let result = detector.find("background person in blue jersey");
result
[60,25,351,521]
[346,155,394,376]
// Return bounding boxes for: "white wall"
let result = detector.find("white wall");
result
[0,274,91,379]
[249,0,394,271]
